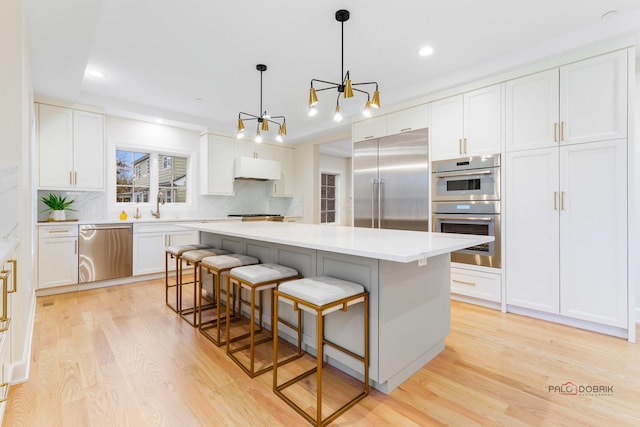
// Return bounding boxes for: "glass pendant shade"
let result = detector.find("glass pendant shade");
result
[344,79,354,98]
[371,90,381,108]
[309,87,319,106]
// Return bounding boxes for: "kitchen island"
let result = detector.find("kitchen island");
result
[179,221,493,394]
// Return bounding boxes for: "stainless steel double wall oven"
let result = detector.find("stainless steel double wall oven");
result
[432,155,501,268]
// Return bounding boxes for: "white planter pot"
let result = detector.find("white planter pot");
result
[52,210,66,221]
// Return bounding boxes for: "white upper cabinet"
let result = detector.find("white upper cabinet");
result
[560,50,627,145]
[200,133,235,196]
[235,139,273,159]
[430,84,501,161]
[505,70,560,152]
[352,115,387,142]
[271,145,294,197]
[37,103,104,190]
[386,104,429,135]
[506,50,627,152]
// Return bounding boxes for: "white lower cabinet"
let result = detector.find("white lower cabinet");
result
[38,225,78,289]
[451,267,501,303]
[133,223,199,275]
[505,139,627,328]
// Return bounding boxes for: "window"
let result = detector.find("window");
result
[117,150,150,203]
[116,150,188,204]
[321,173,337,224]
[158,154,187,203]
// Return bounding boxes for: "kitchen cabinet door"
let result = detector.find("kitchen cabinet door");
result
[386,104,429,135]
[72,110,104,190]
[430,95,464,161]
[352,115,387,142]
[167,230,199,248]
[133,232,166,275]
[235,139,273,159]
[38,236,78,288]
[271,145,294,197]
[559,139,627,327]
[505,69,559,152]
[464,84,501,157]
[200,134,235,195]
[560,50,627,145]
[38,104,74,189]
[505,148,560,313]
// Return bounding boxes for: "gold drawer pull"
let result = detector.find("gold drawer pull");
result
[0,381,8,403]
[453,279,476,286]
[400,127,412,132]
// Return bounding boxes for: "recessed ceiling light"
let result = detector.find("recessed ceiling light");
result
[87,69,107,78]
[419,46,434,57]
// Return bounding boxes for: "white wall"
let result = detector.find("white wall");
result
[319,153,352,226]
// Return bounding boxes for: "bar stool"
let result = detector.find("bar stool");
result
[198,254,260,346]
[273,276,369,427]
[179,248,230,326]
[165,244,210,312]
[226,263,301,377]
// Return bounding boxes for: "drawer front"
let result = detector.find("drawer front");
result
[133,222,182,234]
[39,225,78,238]
[451,268,501,302]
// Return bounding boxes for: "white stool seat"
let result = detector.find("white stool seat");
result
[182,248,230,263]
[201,254,259,270]
[278,276,364,306]
[230,263,298,285]
[166,244,209,256]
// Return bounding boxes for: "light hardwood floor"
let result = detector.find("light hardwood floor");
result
[4,278,640,426]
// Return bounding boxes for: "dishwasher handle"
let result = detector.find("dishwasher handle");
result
[80,224,133,231]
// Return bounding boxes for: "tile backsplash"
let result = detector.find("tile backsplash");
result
[0,167,19,240]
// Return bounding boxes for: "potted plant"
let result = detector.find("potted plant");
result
[40,193,76,221]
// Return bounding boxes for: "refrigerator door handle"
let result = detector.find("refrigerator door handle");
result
[371,179,376,228]
[378,179,383,229]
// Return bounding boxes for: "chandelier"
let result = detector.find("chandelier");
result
[237,64,286,143]
[308,9,380,121]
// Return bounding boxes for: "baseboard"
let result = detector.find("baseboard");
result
[10,291,36,384]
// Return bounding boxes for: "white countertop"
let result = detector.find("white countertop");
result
[36,217,239,226]
[178,221,494,263]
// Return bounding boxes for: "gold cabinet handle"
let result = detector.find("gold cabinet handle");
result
[0,381,8,403]
[69,171,73,185]
[74,240,78,254]
[364,135,374,140]
[0,270,8,320]
[400,127,412,132]
[554,123,558,142]
[463,137,467,154]
[75,171,78,185]
[459,139,462,154]
[553,192,557,210]
[561,191,566,210]
[453,279,476,286]
[8,260,16,294]
[560,121,565,141]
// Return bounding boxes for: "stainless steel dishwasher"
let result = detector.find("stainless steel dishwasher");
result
[78,223,132,283]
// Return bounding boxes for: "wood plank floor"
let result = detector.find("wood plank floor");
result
[4,278,640,426]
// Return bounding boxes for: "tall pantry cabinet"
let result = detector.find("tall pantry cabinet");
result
[504,50,628,329]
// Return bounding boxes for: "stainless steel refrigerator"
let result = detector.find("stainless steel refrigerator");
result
[353,128,429,231]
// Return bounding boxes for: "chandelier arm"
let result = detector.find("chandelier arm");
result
[351,81,379,87]
[238,112,260,121]
[351,87,371,97]
[311,78,341,88]
[341,70,350,85]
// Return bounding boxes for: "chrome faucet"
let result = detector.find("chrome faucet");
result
[151,192,165,219]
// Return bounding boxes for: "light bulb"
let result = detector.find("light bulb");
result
[276,134,283,143]
[255,131,262,143]
[334,105,343,122]
[308,106,318,117]
[363,100,372,117]
[237,131,244,139]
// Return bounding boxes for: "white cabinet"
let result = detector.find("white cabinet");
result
[200,133,235,196]
[271,145,294,197]
[506,50,627,152]
[235,139,273,159]
[505,139,627,327]
[37,104,105,190]
[352,104,428,143]
[430,84,501,161]
[37,225,78,289]
[352,115,387,142]
[451,267,501,303]
[133,223,199,275]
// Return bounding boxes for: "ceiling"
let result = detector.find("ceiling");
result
[24,0,640,147]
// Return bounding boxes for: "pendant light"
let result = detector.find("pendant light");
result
[237,64,287,143]
[308,9,380,121]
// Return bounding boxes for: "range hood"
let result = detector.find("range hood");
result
[234,156,281,181]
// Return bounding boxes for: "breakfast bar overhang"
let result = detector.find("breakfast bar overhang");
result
[179,221,493,394]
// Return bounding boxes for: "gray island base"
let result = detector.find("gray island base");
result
[179,221,493,394]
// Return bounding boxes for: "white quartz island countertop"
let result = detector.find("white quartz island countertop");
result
[178,221,493,263]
